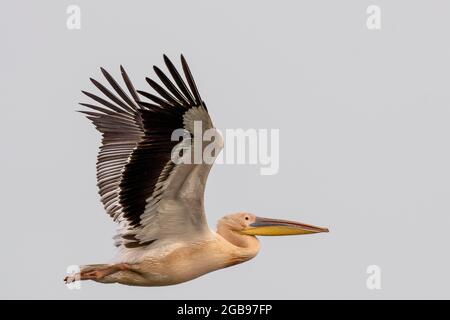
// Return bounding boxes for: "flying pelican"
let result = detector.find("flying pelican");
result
[64,55,329,286]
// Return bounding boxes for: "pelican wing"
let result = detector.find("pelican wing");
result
[80,55,222,249]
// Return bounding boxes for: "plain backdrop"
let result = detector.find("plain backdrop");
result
[1,0,449,299]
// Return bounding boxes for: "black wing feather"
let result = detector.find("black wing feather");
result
[153,65,190,106]
[163,54,196,105]
[137,90,174,109]
[181,54,203,107]
[89,78,135,114]
[100,67,138,111]
[145,77,181,106]
[120,65,141,103]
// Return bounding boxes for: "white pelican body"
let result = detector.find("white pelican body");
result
[92,231,258,286]
[65,55,328,286]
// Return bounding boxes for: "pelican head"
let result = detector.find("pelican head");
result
[216,212,329,264]
[219,212,329,237]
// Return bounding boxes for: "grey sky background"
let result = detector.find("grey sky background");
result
[1,0,449,299]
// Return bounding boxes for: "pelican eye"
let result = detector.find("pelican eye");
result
[245,216,249,220]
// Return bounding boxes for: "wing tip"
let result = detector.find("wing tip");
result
[152,65,161,73]
[89,77,99,85]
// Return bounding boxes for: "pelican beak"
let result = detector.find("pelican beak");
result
[241,217,329,236]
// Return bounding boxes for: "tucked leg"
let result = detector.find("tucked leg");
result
[64,263,131,283]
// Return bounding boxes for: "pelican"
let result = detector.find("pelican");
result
[64,55,329,286]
